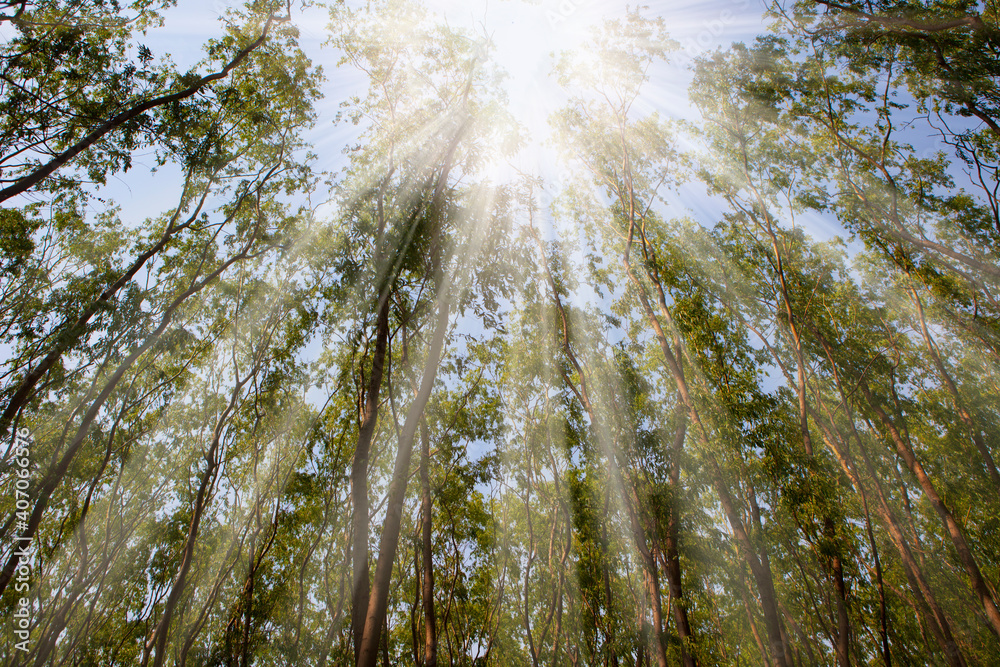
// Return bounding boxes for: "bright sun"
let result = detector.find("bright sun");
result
[407,0,762,189]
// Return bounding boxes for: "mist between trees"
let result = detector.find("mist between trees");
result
[1,0,1000,665]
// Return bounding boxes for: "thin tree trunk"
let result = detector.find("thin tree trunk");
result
[861,380,1000,639]
[863,509,892,667]
[355,294,451,667]
[411,543,421,665]
[601,489,620,667]
[826,517,851,667]
[530,224,676,667]
[906,282,1000,493]
[807,378,965,665]
[665,409,697,667]
[619,241,788,667]
[419,418,438,667]
[143,368,254,667]
[810,330,962,665]
[351,297,390,661]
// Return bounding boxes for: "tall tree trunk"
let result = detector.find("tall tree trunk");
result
[861,380,1000,639]
[351,297,390,662]
[864,511,892,667]
[601,489,620,667]
[419,418,438,667]
[665,409,697,667]
[355,101,469,665]
[356,295,451,667]
[619,241,788,667]
[826,517,851,667]
[906,282,1000,494]
[411,544,421,665]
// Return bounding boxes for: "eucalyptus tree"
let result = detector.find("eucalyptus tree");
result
[770,0,1000,497]
[756,0,1000,646]
[688,45,872,666]
[680,2,1000,662]
[136,251,320,667]
[321,3,517,665]
[485,284,583,667]
[552,11,800,667]
[391,348,504,666]
[0,1,321,604]
[0,2,325,664]
[0,0,316,443]
[1,200,328,666]
[490,261,651,667]
[0,36,319,608]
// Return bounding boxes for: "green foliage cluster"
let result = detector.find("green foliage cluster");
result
[1,0,1000,666]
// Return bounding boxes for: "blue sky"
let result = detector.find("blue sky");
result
[99,0,776,226]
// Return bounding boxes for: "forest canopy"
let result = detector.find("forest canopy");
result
[1,0,999,666]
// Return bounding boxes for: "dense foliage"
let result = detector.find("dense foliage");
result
[2,0,999,665]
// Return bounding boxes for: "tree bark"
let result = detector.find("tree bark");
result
[664,410,697,667]
[355,294,451,667]
[419,418,438,667]
[351,296,390,662]
[861,380,1000,640]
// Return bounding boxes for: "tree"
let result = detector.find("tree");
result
[4,1,1000,665]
